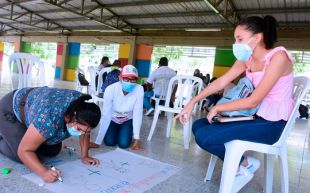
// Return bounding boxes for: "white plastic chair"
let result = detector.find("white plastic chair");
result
[147,75,203,149]
[204,76,310,193]
[76,68,89,94]
[151,77,171,111]
[91,67,112,106]
[9,52,45,89]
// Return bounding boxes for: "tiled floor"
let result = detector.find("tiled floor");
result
[0,72,309,193]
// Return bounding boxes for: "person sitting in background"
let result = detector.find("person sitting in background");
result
[98,59,122,98]
[98,56,111,71]
[0,87,101,183]
[143,57,177,116]
[90,65,144,150]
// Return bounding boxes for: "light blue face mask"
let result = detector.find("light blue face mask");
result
[66,124,83,137]
[121,81,136,93]
[232,37,254,62]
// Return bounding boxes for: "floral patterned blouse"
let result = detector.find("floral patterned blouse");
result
[13,87,82,145]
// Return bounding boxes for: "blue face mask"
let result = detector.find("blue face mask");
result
[232,37,254,62]
[121,81,136,93]
[66,124,83,137]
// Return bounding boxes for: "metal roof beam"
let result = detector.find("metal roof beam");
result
[0,21,24,32]
[99,0,201,8]
[202,0,237,26]
[43,0,135,34]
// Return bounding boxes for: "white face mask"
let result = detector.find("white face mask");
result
[232,37,255,62]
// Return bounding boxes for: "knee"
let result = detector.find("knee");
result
[104,137,117,146]
[192,118,208,135]
[117,139,131,149]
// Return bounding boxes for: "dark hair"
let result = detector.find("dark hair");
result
[65,95,101,128]
[159,57,168,66]
[100,56,109,65]
[237,15,278,49]
[113,59,121,67]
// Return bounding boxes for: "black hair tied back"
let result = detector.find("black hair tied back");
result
[65,94,101,129]
[263,15,278,49]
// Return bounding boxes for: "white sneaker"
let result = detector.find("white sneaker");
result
[246,156,260,174]
[232,166,254,193]
[145,108,154,116]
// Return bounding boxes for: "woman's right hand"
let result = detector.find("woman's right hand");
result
[41,168,61,183]
[174,101,195,125]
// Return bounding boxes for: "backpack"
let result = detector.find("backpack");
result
[101,69,121,93]
[299,104,309,119]
[78,72,89,86]
[216,77,259,117]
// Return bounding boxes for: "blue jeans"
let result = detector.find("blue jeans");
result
[143,90,154,110]
[192,117,286,161]
[104,120,133,148]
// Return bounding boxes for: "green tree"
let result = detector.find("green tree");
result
[293,53,310,74]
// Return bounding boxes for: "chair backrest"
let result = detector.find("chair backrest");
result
[9,52,45,89]
[274,76,310,146]
[88,67,98,95]
[153,77,172,100]
[164,75,203,110]
[96,67,112,95]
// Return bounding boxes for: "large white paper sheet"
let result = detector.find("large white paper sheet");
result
[23,148,180,193]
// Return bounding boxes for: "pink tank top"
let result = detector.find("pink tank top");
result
[246,46,295,121]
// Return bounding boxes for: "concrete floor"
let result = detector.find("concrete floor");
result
[0,73,309,193]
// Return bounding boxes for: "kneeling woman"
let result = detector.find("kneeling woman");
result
[0,87,101,182]
[91,65,144,150]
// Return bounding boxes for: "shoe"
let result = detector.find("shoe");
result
[246,156,260,174]
[232,166,254,193]
[145,108,154,116]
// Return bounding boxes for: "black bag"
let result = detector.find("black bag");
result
[78,72,89,86]
[299,104,309,119]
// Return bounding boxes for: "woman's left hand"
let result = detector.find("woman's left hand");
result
[207,106,218,123]
[82,156,100,165]
[131,139,143,151]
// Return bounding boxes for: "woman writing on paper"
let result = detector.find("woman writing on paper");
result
[175,15,295,191]
[0,87,101,182]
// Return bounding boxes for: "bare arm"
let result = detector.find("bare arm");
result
[175,60,246,124]
[207,51,292,122]
[80,133,100,165]
[18,124,61,183]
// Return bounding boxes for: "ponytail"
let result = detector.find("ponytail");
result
[263,15,278,49]
[65,94,101,128]
[237,15,278,49]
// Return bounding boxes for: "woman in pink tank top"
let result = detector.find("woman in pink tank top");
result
[175,15,294,191]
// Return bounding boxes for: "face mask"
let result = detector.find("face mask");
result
[66,124,83,137]
[232,37,254,62]
[121,81,136,93]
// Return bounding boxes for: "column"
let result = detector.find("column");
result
[55,42,67,80]
[118,43,130,67]
[213,47,236,78]
[64,42,80,81]
[0,42,4,70]
[135,44,153,78]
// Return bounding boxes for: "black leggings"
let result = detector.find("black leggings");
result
[0,91,61,163]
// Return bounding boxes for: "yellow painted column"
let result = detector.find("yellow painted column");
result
[0,42,4,71]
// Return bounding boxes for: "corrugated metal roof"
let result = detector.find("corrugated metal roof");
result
[0,0,309,35]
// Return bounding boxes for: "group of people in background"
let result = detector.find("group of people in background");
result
[0,15,297,193]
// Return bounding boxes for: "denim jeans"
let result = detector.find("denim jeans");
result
[192,117,286,161]
[143,90,154,110]
[104,120,133,148]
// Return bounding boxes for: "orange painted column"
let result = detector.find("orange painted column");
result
[0,42,4,71]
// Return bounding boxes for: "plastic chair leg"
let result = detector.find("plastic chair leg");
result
[183,121,191,149]
[147,108,161,141]
[166,112,173,138]
[264,154,275,193]
[279,147,289,193]
[219,143,245,193]
[204,155,218,182]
